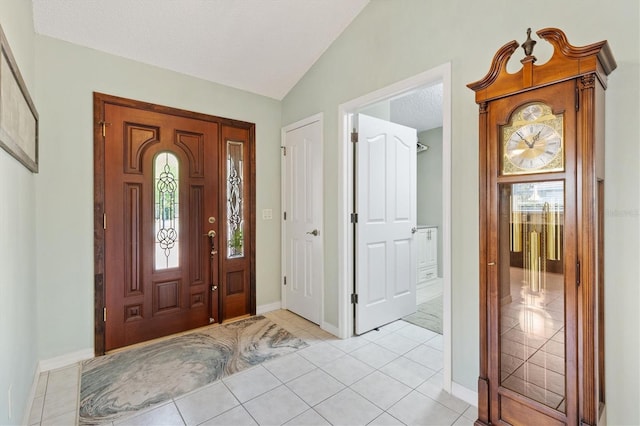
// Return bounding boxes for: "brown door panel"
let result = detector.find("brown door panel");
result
[104,104,217,351]
[219,124,253,323]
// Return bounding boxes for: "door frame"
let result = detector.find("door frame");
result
[93,92,256,355]
[337,63,453,391]
[280,113,324,324]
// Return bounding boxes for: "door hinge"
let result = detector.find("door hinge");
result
[351,293,358,304]
[281,146,287,156]
[575,84,580,112]
[351,129,358,143]
[99,121,111,137]
[283,211,287,221]
[284,276,287,286]
[103,213,107,230]
[103,307,107,322]
[576,261,581,286]
[350,213,358,223]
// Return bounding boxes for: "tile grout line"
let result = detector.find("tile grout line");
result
[171,399,188,426]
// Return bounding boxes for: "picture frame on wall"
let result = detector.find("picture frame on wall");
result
[0,23,38,173]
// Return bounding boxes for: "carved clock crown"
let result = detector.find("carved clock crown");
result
[467,27,617,103]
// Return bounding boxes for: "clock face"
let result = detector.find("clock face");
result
[505,123,562,170]
[502,103,564,175]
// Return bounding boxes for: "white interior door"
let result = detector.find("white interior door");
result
[282,116,323,324]
[355,113,417,334]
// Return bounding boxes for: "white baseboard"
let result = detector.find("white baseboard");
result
[321,321,340,338]
[257,301,282,315]
[451,381,478,407]
[38,348,94,372]
[22,363,42,426]
[25,348,93,425]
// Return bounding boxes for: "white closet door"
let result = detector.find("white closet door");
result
[282,117,323,324]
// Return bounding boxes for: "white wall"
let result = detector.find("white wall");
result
[33,35,284,360]
[281,0,639,423]
[0,1,38,423]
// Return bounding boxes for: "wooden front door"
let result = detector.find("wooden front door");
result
[94,93,255,353]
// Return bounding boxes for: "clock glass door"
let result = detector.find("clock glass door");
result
[498,181,567,412]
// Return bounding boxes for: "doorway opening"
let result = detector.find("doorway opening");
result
[337,63,452,391]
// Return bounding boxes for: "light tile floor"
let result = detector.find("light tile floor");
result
[29,310,476,425]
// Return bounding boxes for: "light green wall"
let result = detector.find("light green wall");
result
[0,149,36,425]
[0,1,38,424]
[417,128,442,275]
[1,1,637,423]
[360,100,390,121]
[281,0,639,423]
[33,35,283,359]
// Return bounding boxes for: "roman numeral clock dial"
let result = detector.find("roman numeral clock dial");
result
[502,102,564,175]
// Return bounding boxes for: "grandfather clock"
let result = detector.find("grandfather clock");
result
[468,28,616,425]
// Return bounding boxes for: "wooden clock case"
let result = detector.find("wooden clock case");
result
[468,28,616,425]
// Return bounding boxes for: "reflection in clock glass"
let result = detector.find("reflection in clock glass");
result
[522,104,543,121]
[499,180,566,411]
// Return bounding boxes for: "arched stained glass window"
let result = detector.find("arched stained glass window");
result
[154,152,180,269]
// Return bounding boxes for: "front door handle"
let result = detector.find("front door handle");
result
[306,229,319,236]
[205,230,217,256]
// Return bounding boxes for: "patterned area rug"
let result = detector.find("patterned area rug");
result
[403,295,443,334]
[78,315,307,425]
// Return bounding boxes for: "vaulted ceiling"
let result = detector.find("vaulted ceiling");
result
[32,0,370,100]
[32,0,443,132]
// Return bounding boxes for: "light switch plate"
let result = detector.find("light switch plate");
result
[262,209,273,220]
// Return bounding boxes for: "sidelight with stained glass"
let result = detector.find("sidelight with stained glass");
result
[227,141,244,258]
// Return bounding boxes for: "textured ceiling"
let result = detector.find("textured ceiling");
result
[32,0,369,100]
[391,83,443,133]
